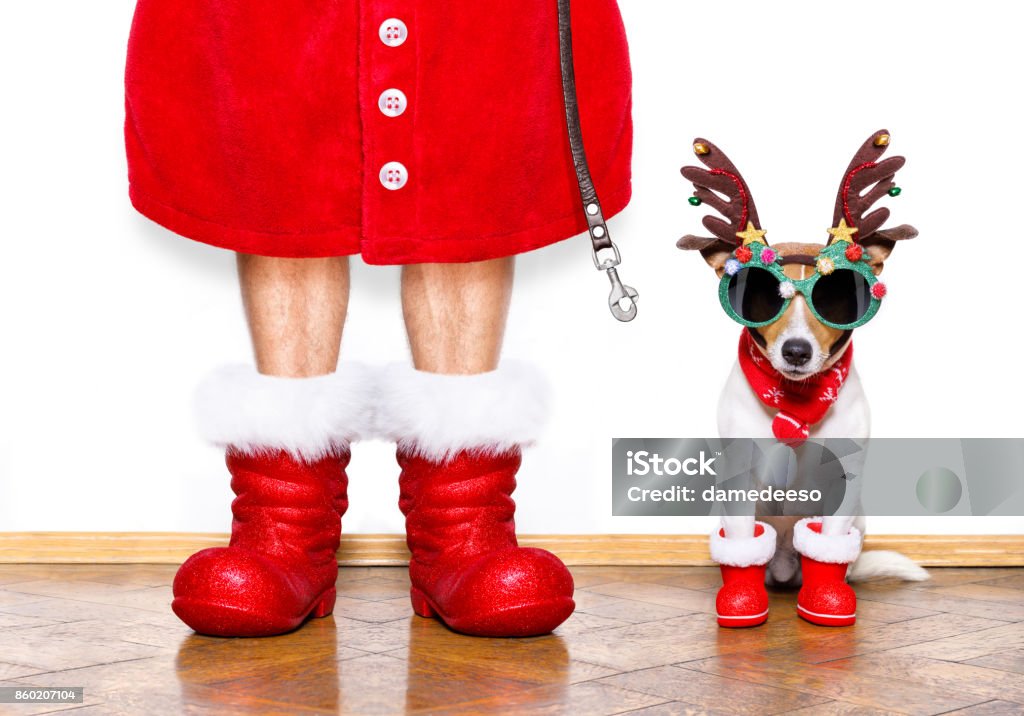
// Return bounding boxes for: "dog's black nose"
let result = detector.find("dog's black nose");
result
[781,338,813,367]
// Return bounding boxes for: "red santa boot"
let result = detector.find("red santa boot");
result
[171,365,373,637]
[710,521,776,627]
[793,518,862,627]
[380,363,575,637]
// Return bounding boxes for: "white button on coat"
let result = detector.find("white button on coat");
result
[378,89,408,118]
[379,19,408,47]
[379,161,408,190]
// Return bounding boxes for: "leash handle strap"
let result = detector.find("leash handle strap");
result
[557,0,638,322]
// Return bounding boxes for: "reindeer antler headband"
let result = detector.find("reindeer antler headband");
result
[678,130,918,330]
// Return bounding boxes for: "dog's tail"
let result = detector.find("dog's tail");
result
[848,550,930,582]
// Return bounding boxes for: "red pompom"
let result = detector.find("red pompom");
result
[735,246,753,263]
[871,281,887,299]
[772,412,809,447]
[845,244,863,262]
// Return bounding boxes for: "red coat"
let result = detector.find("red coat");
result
[124,0,632,264]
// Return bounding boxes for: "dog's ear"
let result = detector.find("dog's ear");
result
[677,235,735,277]
[860,224,918,275]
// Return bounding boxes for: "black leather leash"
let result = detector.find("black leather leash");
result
[557,0,638,322]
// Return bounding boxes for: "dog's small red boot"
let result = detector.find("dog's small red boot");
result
[398,448,575,637]
[710,521,776,627]
[172,365,373,637]
[381,362,574,637]
[793,518,861,627]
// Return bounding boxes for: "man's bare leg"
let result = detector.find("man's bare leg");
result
[237,255,350,377]
[400,257,514,373]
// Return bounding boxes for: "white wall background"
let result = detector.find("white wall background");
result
[1,1,1021,537]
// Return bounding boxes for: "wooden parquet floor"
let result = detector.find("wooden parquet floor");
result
[0,565,1022,715]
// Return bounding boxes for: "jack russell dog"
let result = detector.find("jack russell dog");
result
[678,130,928,627]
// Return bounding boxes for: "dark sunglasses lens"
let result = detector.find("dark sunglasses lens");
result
[728,267,785,324]
[811,269,872,326]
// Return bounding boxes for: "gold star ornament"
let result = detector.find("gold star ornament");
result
[736,221,767,246]
[827,218,859,244]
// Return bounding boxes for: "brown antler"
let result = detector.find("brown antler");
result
[829,129,916,244]
[677,139,764,253]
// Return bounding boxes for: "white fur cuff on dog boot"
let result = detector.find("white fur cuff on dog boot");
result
[709,521,777,567]
[792,518,862,564]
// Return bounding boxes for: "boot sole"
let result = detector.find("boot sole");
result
[172,587,336,637]
[716,608,769,628]
[410,587,574,637]
[797,603,856,627]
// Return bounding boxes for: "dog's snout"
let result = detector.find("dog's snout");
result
[781,338,812,367]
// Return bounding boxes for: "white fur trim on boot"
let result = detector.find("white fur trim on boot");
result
[377,361,550,462]
[709,521,777,567]
[793,518,863,564]
[194,363,376,461]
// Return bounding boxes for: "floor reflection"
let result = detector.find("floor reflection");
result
[175,615,340,712]
[404,616,570,713]
[173,612,571,714]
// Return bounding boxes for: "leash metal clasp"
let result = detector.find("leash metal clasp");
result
[593,241,638,322]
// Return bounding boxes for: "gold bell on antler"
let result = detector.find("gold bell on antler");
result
[693,142,710,156]
[874,133,890,147]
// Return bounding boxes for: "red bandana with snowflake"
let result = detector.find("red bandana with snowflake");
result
[738,331,853,446]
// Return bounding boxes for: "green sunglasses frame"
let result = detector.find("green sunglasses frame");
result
[718,240,882,330]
